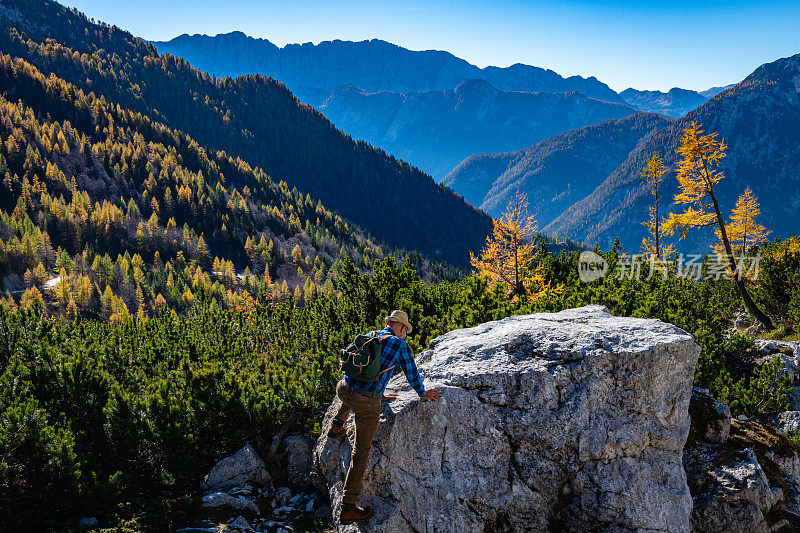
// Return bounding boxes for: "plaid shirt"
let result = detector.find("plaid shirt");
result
[345,326,426,397]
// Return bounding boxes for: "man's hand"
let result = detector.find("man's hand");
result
[422,388,440,401]
[381,393,398,402]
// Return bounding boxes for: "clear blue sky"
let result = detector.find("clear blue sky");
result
[59,0,800,92]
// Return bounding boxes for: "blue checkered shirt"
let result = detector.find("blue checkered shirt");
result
[344,326,426,397]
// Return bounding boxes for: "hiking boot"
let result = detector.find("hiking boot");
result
[327,419,346,438]
[340,503,373,524]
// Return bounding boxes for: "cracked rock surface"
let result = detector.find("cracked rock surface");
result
[313,305,700,532]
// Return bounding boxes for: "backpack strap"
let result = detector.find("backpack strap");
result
[375,334,395,375]
[377,365,395,376]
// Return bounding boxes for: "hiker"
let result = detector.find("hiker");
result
[327,310,440,524]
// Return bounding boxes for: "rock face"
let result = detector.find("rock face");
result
[314,305,700,532]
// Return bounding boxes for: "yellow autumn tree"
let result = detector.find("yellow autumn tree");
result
[470,189,561,301]
[711,187,770,257]
[640,154,675,260]
[662,122,773,329]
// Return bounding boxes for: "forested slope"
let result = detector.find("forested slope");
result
[0,0,491,264]
[0,53,384,317]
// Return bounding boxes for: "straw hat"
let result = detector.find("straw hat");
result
[385,310,412,333]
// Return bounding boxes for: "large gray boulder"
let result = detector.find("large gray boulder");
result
[314,305,700,532]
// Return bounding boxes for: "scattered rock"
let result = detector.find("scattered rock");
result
[201,492,260,515]
[314,305,700,531]
[284,435,314,490]
[755,339,799,357]
[274,486,292,507]
[273,505,295,516]
[78,517,99,529]
[774,411,800,434]
[228,515,252,532]
[688,387,731,444]
[200,444,270,492]
[685,418,800,532]
[738,414,750,421]
[201,444,270,494]
[685,446,772,532]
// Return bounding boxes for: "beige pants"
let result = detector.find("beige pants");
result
[334,379,381,504]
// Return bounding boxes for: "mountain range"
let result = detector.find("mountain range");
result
[618,88,710,118]
[443,113,672,225]
[154,32,735,180]
[443,55,800,254]
[153,31,625,107]
[319,80,636,179]
[616,85,736,118]
[543,54,800,252]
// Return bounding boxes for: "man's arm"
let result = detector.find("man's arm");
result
[396,341,426,397]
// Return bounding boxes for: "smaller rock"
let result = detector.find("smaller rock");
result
[228,515,252,532]
[776,411,800,434]
[284,435,314,490]
[287,494,305,507]
[201,444,270,493]
[688,387,731,443]
[738,414,749,421]
[273,505,295,516]
[274,486,292,506]
[314,504,332,522]
[201,492,259,515]
[78,517,99,529]
[755,339,799,357]
[686,446,773,531]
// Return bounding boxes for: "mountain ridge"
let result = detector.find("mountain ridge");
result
[619,87,708,118]
[318,78,637,179]
[153,30,626,106]
[443,113,672,225]
[545,52,800,252]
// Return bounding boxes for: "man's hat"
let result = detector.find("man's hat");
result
[385,310,412,333]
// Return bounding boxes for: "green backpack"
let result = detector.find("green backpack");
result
[340,332,393,382]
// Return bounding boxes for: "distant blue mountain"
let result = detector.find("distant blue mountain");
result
[619,87,709,118]
[699,84,736,98]
[443,113,671,224]
[318,80,636,179]
[153,31,625,107]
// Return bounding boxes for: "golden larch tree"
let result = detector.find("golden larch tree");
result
[711,187,770,257]
[470,189,560,301]
[640,154,675,259]
[662,122,773,329]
